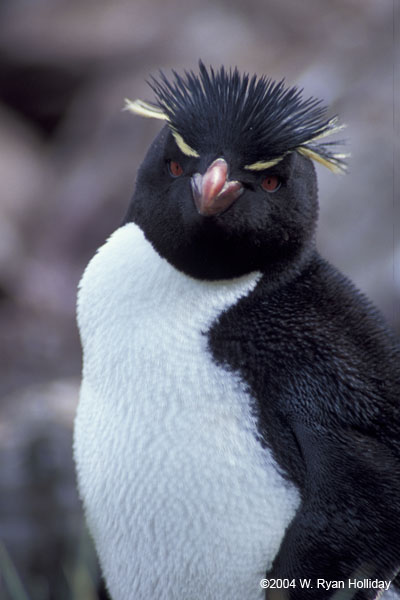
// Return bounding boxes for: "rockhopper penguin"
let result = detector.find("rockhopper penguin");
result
[74,62,400,600]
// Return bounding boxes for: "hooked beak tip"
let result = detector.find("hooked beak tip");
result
[191,158,243,216]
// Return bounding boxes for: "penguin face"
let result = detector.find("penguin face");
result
[125,125,319,280]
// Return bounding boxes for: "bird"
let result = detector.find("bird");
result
[74,61,400,600]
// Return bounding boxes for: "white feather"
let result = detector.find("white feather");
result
[74,223,301,600]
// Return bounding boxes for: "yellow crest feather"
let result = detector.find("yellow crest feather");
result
[124,98,199,158]
[124,97,348,173]
[244,156,286,171]
[171,130,200,158]
[302,117,347,145]
[124,99,168,121]
[297,147,349,175]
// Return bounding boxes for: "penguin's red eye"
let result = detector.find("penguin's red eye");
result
[261,175,281,192]
[168,160,183,177]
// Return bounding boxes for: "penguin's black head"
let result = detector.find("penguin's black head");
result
[124,62,347,280]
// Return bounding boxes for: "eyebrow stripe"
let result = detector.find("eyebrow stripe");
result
[171,130,200,158]
[124,98,168,120]
[124,99,200,157]
[124,96,348,173]
[244,155,286,170]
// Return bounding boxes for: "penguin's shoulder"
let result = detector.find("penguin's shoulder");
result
[209,252,399,402]
[208,254,400,484]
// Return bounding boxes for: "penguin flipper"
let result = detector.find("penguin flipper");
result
[266,422,400,599]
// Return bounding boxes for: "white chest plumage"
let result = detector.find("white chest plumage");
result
[74,223,300,600]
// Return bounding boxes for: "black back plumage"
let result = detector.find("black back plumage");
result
[208,253,400,594]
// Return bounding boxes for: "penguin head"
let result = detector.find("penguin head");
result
[125,62,347,280]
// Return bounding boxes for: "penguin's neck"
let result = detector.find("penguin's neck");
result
[77,222,263,375]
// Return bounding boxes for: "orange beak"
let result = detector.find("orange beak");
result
[191,158,243,216]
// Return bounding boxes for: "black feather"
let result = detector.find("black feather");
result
[148,60,346,169]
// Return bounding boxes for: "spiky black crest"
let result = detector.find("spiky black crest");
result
[126,61,348,173]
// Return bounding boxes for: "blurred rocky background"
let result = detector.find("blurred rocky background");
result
[0,0,398,598]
